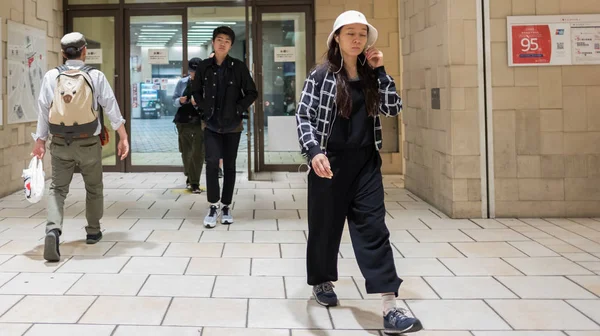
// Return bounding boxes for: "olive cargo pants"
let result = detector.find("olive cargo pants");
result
[177,123,205,186]
[46,136,103,235]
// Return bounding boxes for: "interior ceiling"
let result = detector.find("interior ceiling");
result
[131,22,245,47]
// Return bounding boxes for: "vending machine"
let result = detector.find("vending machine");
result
[140,83,161,119]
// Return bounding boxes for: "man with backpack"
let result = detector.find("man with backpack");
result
[31,32,129,262]
[173,57,204,194]
[191,26,257,228]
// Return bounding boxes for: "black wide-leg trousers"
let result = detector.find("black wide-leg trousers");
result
[306,146,402,295]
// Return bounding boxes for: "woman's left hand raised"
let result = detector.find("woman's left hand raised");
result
[365,47,383,68]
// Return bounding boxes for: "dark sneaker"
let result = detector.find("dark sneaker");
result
[186,177,191,190]
[218,167,223,178]
[221,205,233,225]
[383,308,423,334]
[191,184,202,194]
[43,229,61,262]
[313,281,338,307]
[86,231,103,245]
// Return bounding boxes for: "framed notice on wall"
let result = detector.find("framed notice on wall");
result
[507,14,600,66]
[0,18,2,126]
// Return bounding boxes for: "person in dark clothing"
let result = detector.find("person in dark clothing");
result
[296,10,422,335]
[173,57,204,193]
[207,50,223,179]
[191,26,258,228]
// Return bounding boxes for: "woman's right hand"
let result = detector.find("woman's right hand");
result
[311,154,333,179]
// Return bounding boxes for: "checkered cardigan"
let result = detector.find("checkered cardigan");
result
[295,64,402,161]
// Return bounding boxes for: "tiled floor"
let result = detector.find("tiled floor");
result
[0,172,600,335]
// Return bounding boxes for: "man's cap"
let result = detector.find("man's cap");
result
[61,32,87,51]
[188,57,202,71]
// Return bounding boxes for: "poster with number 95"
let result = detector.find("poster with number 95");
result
[507,17,573,66]
[511,25,552,64]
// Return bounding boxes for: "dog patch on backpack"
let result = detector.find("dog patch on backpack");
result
[48,65,99,142]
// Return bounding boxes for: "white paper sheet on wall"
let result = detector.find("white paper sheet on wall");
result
[7,21,47,124]
[274,47,296,62]
[148,49,169,64]
[86,49,103,64]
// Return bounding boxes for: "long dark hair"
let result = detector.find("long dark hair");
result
[326,28,379,118]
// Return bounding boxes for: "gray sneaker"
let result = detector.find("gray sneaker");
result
[204,205,220,228]
[221,205,233,225]
[43,229,61,262]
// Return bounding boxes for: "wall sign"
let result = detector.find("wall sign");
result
[507,14,600,66]
[148,48,169,64]
[86,49,103,64]
[274,47,295,62]
[7,21,47,124]
[0,18,2,125]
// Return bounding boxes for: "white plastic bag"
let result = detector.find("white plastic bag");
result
[22,157,45,204]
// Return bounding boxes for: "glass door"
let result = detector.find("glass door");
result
[125,9,186,172]
[254,6,314,171]
[68,10,123,172]
[187,6,253,178]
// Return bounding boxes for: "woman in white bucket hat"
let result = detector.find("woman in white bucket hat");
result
[296,10,422,334]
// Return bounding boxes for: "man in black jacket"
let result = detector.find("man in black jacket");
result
[191,26,257,228]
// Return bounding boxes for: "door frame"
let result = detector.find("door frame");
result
[66,2,315,174]
[123,8,188,173]
[66,9,125,172]
[253,5,314,172]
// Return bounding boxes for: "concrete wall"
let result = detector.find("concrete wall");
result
[314,0,404,174]
[401,0,600,218]
[400,0,483,218]
[490,0,600,217]
[0,0,63,198]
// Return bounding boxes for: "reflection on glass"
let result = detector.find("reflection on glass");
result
[187,7,251,171]
[129,16,183,166]
[73,16,117,166]
[261,13,306,166]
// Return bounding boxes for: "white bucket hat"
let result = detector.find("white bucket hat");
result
[326,10,378,48]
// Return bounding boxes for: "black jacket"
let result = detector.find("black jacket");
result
[173,77,201,125]
[191,55,258,133]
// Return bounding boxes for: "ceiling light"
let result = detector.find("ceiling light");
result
[196,21,236,25]
[139,32,175,35]
[141,29,178,32]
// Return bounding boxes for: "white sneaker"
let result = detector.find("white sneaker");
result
[204,205,220,228]
[221,205,233,225]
